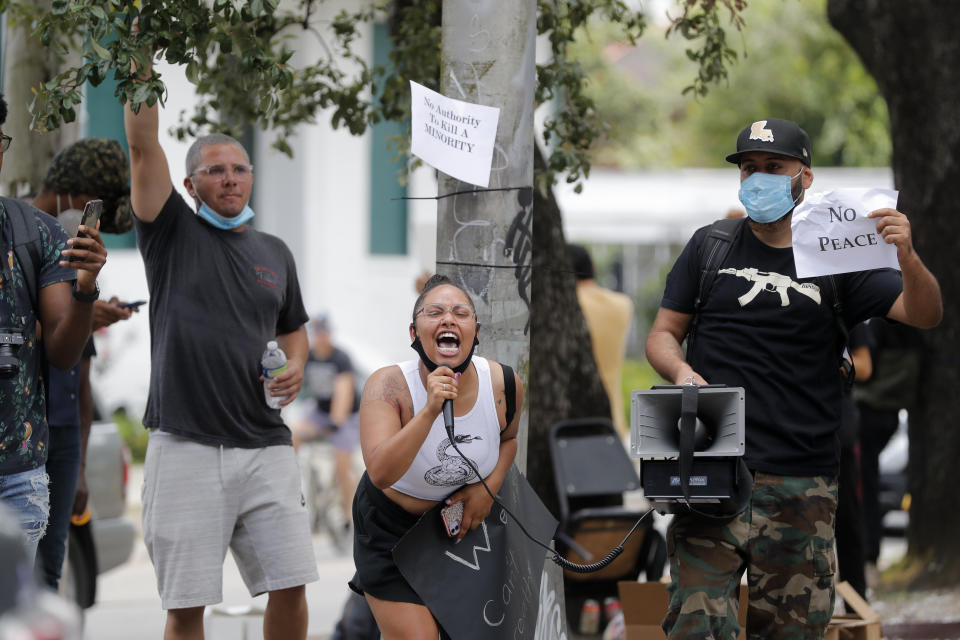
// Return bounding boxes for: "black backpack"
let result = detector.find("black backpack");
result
[687,217,853,385]
[2,197,49,406]
[2,196,42,313]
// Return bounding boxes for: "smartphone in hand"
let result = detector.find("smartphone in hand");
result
[76,200,103,239]
[118,300,147,310]
[441,501,464,538]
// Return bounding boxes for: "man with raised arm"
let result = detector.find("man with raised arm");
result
[125,63,317,639]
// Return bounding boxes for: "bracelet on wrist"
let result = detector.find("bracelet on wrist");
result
[72,282,100,303]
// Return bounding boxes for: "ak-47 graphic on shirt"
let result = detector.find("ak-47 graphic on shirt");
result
[719,267,822,307]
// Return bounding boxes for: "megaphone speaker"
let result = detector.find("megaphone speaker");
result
[630,386,746,509]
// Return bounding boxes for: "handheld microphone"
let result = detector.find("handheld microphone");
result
[443,372,460,439]
[443,399,455,439]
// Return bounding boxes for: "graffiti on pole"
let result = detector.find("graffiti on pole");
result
[504,186,533,333]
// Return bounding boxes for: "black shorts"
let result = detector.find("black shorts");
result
[349,471,423,604]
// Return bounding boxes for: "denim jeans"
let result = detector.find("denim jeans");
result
[0,466,50,564]
[36,424,82,589]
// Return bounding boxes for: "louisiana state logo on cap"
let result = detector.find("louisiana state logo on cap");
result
[749,120,775,142]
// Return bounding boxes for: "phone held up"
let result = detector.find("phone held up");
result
[76,199,103,239]
[441,501,464,538]
[118,300,147,310]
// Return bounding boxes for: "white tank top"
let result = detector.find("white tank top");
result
[389,356,502,500]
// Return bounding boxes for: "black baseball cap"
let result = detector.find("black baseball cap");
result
[725,118,812,167]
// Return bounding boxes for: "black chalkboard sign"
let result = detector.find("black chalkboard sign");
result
[393,465,558,640]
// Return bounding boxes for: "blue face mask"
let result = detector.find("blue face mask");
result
[190,179,255,230]
[197,202,255,229]
[738,169,803,223]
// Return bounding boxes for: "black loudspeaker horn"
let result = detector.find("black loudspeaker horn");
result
[630,386,746,512]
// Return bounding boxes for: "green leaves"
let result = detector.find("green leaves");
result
[533,0,648,192]
[17,0,748,184]
[666,0,746,98]
[90,38,111,60]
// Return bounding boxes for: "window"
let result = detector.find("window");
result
[85,77,136,250]
[368,22,408,255]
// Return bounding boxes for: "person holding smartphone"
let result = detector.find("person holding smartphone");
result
[351,274,523,639]
[29,137,142,590]
[0,95,107,565]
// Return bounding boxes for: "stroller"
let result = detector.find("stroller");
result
[548,418,667,634]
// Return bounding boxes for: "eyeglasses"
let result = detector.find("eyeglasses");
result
[415,303,475,320]
[0,134,12,152]
[192,163,253,181]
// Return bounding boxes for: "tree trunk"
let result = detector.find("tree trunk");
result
[528,146,611,519]
[828,0,960,579]
[1,5,80,196]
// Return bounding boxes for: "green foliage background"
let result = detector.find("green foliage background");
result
[573,0,891,169]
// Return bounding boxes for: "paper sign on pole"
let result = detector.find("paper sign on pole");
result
[410,81,501,188]
[792,188,901,278]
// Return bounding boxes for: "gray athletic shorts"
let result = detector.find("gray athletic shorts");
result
[141,431,319,610]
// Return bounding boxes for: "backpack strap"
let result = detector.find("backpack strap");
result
[688,217,746,351]
[2,196,42,314]
[822,274,855,389]
[2,197,50,411]
[500,362,516,432]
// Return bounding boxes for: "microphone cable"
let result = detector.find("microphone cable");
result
[444,421,655,574]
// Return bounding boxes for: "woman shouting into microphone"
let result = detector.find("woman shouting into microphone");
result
[349,274,523,640]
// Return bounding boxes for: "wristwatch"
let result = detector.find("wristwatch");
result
[72,282,100,303]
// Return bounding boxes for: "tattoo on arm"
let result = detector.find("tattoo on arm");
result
[379,371,407,411]
[377,375,403,411]
[360,370,406,412]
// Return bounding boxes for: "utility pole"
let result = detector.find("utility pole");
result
[437,0,535,468]
[437,3,569,639]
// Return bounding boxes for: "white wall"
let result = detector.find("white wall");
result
[250,6,439,373]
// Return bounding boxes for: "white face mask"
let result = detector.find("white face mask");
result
[56,194,84,236]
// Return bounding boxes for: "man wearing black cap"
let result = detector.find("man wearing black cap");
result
[645,118,942,639]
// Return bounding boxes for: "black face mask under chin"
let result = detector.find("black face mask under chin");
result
[410,330,480,375]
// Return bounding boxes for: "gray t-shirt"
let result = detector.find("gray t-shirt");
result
[135,189,308,447]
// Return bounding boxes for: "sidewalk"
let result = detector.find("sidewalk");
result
[83,463,354,640]
[84,464,935,640]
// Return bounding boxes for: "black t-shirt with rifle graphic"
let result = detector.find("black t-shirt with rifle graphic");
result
[661,222,901,476]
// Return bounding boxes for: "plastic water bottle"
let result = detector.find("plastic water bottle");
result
[261,340,288,409]
[579,598,601,635]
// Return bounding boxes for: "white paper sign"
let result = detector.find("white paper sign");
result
[409,81,501,188]
[792,188,900,278]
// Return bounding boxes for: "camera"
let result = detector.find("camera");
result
[0,329,26,379]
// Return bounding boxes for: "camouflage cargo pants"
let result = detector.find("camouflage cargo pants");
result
[662,472,838,640]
